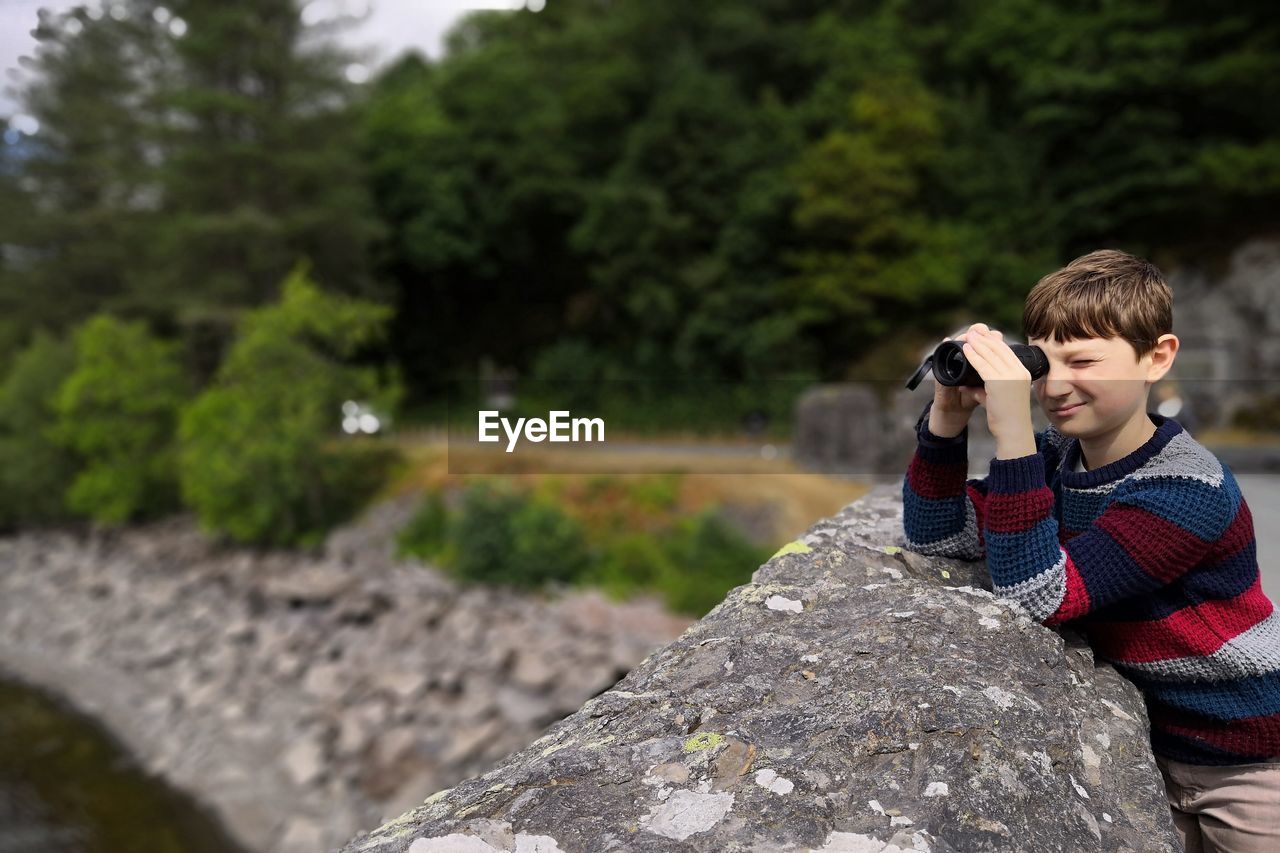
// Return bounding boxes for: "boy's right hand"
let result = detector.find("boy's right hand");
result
[928,324,989,437]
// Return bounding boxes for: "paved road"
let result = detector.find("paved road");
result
[1235,474,1280,602]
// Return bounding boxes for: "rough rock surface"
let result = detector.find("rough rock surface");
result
[343,484,1180,853]
[0,492,692,853]
[1166,236,1280,428]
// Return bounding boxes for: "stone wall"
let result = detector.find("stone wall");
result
[343,484,1180,853]
[0,493,692,853]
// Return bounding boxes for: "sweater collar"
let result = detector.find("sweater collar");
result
[1059,413,1183,489]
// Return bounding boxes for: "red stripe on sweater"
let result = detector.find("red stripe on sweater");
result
[984,487,1055,533]
[1045,552,1091,626]
[906,455,969,500]
[1095,504,1214,584]
[1087,577,1274,663]
[1150,706,1280,758]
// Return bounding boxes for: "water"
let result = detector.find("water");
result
[0,676,246,853]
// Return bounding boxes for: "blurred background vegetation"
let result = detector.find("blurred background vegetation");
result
[2,0,1279,596]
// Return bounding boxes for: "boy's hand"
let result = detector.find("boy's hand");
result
[929,329,984,437]
[961,324,1037,458]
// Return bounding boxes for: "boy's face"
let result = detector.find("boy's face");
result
[1026,333,1177,435]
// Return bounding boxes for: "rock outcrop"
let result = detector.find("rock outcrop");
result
[343,484,1180,853]
[0,493,692,853]
[1166,236,1280,428]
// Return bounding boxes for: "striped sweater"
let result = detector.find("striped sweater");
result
[902,400,1280,766]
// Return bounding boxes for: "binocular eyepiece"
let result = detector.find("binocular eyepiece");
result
[906,339,1049,390]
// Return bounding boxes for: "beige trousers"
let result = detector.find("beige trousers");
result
[1155,754,1280,852]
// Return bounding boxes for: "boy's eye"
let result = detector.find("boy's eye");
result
[1072,360,1094,366]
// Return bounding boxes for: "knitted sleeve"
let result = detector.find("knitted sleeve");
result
[982,451,1238,627]
[901,400,1047,562]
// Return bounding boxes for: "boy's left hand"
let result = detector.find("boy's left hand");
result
[961,325,1036,453]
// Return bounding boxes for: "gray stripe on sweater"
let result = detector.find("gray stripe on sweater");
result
[993,550,1068,622]
[1128,431,1225,488]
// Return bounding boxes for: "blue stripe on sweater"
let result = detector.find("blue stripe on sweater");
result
[1060,489,1116,530]
[1186,546,1260,599]
[901,490,969,547]
[984,518,1061,586]
[1115,480,1238,542]
[1150,729,1277,765]
[1050,522,1151,609]
[1090,550,1259,622]
[1134,669,1280,721]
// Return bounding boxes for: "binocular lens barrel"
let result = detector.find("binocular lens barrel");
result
[905,340,1048,390]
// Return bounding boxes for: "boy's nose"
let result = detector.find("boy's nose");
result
[1039,364,1076,398]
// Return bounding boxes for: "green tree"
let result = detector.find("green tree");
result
[0,6,163,357]
[787,72,981,356]
[51,315,191,524]
[177,263,403,548]
[0,330,80,529]
[1,1,386,379]
[137,0,387,315]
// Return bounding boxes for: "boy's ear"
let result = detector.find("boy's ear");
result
[1145,333,1179,381]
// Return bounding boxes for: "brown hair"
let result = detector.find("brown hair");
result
[1022,249,1172,361]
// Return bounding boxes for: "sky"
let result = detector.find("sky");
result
[1,0,536,116]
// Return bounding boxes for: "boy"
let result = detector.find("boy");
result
[901,249,1280,852]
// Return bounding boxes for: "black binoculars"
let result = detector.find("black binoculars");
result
[906,339,1049,390]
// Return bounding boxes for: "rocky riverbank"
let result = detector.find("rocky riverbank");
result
[0,492,693,852]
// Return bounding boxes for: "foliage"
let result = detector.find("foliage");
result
[0,5,161,360]
[649,510,770,616]
[397,475,772,616]
[0,330,80,529]
[177,264,403,547]
[395,490,450,562]
[6,0,1280,413]
[415,481,594,589]
[49,315,190,524]
[1,0,384,376]
[357,0,1280,399]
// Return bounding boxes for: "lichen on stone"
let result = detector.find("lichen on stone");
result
[683,732,724,753]
[772,540,813,559]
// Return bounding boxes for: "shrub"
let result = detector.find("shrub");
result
[651,510,771,617]
[395,490,450,561]
[452,482,593,588]
[527,339,608,411]
[178,263,403,548]
[398,478,769,617]
[0,330,80,529]
[623,473,681,512]
[585,531,669,599]
[49,315,190,524]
